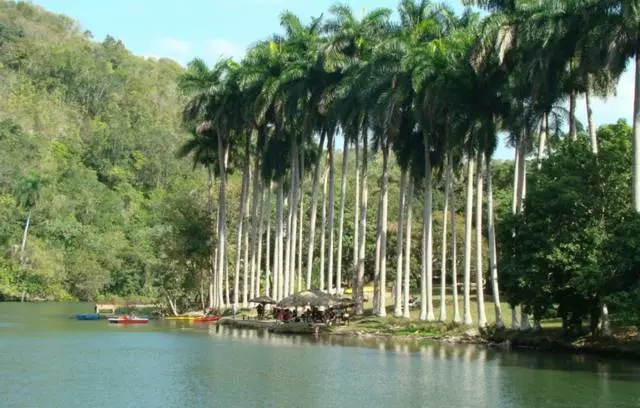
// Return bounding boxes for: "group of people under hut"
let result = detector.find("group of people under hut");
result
[256,303,350,326]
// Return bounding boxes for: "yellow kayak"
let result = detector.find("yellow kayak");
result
[164,315,202,321]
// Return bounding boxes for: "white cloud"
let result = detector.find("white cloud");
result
[206,38,246,62]
[157,37,192,57]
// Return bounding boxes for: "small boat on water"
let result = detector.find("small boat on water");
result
[164,315,200,321]
[193,316,220,323]
[75,313,101,320]
[108,315,149,324]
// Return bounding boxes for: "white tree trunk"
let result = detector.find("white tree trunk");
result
[319,166,329,291]
[402,177,414,319]
[463,157,474,325]
[242,170,251,308]
[439,155,449,322]
[216,133,228,310]
[377,143,390,316]
[234,151,250,307]
[537,114,547,168]
[306,132,327,289]
[249,156,261,303]
[486,156,503,328]
[353,139,360,290]
[277,185,285,299]
[569,91,577,141]
[373,166,383,314]
[336,136,349,294]
[632,53,640,212]
[601,304,611,336]
[274,183,284,300]
[395,169,407,317]
[289,140,299,296]
[297,148,305,293]
[355,133,368,315]
[586,82,598,155]
[449,157,461,323]
[475,152,487,328]
[421,134,435,321]
[256,180,265,297]
[327,134,336,294]
[265,182,272,297]
[167,296,178,316]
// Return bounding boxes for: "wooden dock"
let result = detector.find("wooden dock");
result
[94,301,159,314]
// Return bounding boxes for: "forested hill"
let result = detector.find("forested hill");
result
[0,1,202,300]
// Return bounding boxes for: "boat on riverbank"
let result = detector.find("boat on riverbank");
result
[108,316,149,324]
[193,316,220,323]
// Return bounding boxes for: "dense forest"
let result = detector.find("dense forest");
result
[1,0,639,334]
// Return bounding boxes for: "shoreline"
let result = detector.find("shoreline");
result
[217,317,640,359]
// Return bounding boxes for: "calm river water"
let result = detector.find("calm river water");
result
[1,303,639,408]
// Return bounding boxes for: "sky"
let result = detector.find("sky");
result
[34,0,635,160]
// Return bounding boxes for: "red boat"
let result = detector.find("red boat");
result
[108,315,149,324]
[193,316,220,323]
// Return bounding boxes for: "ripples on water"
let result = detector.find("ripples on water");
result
[1,303,639,408]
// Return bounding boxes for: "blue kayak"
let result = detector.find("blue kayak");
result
[75,313,100,320]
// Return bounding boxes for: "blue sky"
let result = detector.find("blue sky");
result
[34,0,634,160]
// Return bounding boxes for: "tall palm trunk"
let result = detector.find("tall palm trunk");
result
[265,182,272,297]
[327,134,336,294]
[463,156,474,325]
[421,134,434,321]
[249,154,261,303]
[207,167,215,309]
[449,157,461,323]
[633,53,640,213]
[439,155,450,322]
[537,114,547,168]
[336,137,349,295]
[216,133,228,310]
[306,132,327,289]
[394,169,407,317]
[475,153,487,328]
[289,139,299,296]
[319,166,329,291]
[354,132,368,315]
[377,142,390,317]
[297,148,305,292]
[256,181,265,297]
[275,182,284,300]
[353,139,360,290]
[19,209,32,302]
[402,177,414,319]
[373,171,383,314]
[242,170,251,308]
[486,155,503,327]
[569,91,577,141]
[586,81,598,154]
[234,141,250,307]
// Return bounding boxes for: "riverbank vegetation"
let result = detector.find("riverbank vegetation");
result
[0,0,639,340]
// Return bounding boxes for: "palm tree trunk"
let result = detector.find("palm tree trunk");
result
[421,134,434,321]
[319,166,329,291]
[463,156,474,325]
[439,155,449,322]
[265,182,272,297]
[297,148,305,293]
[234,146,250,307]
[486,155,503,328]
[537,114,547,168]
[275,182,284,300]
[242,170,251,308]
[569,91,577,141]
[353,139,360,290]
[377,142,390,317]
[327,134,336,294]
[20,209,31,263]
[284,145,296,298]
[475,152,487,328]
[374,171,383,314]
[249,155,261,303]
[289,139,299,296]
[306,132,327,289]
[256,180,265,297]
[394,169,407,318]
[586,80,598,154]
[402,177,414,319]
[216,133,228,310]
[449,157,461,323]
[336,136,349,295]
[632,52,640,213]
[355,132,368,315]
